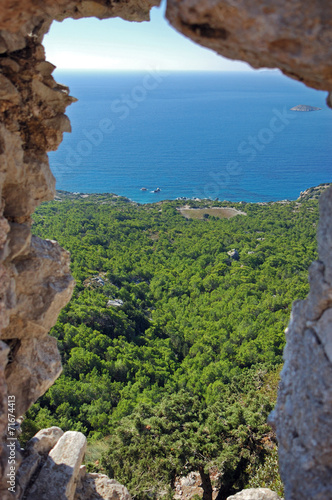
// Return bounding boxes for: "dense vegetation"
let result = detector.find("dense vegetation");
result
[24,191,319,499]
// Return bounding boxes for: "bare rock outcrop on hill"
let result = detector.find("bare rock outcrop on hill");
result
[0,0,331,498]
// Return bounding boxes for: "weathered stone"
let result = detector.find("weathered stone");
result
[5,223,31,261]
[16,450,42,494]
[0,434,22,493]
[311,308,332,363]
[35,61,56,76]
[2,236,74,341]
[0,58,21,73]
[43,114,72,134]
[0,74,20,104]
[0,341,10,492]
[274,186,332,499]
[76,1,109,18]
[0,265,11,332]
[0,0,157,33]
[0,1,331,499]
[5,336,62,417]
[26,426,64,456]
[31,79,73,114]
[317,186,332,284]
[0,28,33,53]
[290,105,321,112]
[227,489,281,500]
[2,157,56,220]
[166,0,332,94]
[0,212,11,334]
[0,124,24,184]
[25,431,87,500]
[305,261,332,321]
[17,427,64,495]
[74,472,132,500]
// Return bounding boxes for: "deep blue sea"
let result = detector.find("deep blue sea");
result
[49,71,332,203]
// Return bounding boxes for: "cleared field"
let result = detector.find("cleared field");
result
[178,206,247,220]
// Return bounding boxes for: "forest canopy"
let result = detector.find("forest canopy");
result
[24,190,320,499]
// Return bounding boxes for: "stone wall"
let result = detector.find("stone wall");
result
[0,2,158,498]
[270,187,332,500]
[0,1,331,499]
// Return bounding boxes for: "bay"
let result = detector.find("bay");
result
[49,70,332,203]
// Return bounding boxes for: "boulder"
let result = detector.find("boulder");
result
[227,488,281,500]
[75,471,132,500]
[26,426,64,456]
[25,431,87,500]
[16,451,42,495]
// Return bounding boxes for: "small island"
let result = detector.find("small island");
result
[290,104,322,112]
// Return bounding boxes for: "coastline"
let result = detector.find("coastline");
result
[54,182,331,206]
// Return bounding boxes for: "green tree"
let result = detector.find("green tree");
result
[103,384,273,500]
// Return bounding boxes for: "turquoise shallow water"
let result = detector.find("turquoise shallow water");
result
[49,70,332,203]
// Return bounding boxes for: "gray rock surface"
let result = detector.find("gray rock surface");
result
[74,472,132,500]
[5,336,62,417]
[26,426,64,456]
[227,489,281,499]
[273,186,332,499]
[2,236,75,341]
[16,450,42,495]
[17,427,64,495]
[15,428,131,500]
[25,431,87,500]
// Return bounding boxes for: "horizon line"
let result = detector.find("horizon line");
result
[53,67,278,73]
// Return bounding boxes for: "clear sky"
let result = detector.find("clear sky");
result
[44,2,252,71]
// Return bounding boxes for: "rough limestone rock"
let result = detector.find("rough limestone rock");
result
[272,187,332,500]
[2,236,75,341]
[16,450,42,497]
[75,469,132,500]
[0,27,76,492]
[0,2,159,494]
[0,340,19,494]
[227,489,281,500]
[25,431,87,500]
[16,430,131,500]
[26,426,64,456]
[0,0,331,499]
[17,427,64,495]
[5,336,62,417]
[166,0,332,101]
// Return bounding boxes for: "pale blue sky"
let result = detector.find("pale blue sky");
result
[44,3,252,71]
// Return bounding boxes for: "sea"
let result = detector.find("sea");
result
[49,70,332,203]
